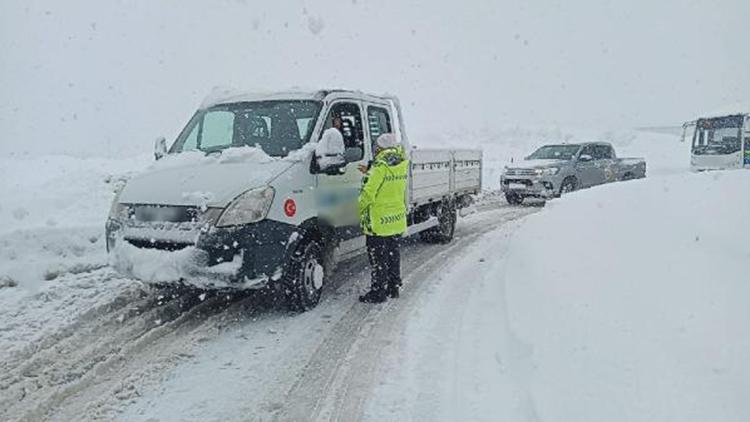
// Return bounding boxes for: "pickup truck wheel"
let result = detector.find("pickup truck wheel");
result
[560,177,577,194]
[621,172,634,181]
[284,241,324,312]
[505,192,524,205]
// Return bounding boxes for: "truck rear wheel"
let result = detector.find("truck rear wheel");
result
[420,204,456,244]
[284,241,324,311]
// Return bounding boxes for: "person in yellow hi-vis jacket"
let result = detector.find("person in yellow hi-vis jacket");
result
[358,133,409,303]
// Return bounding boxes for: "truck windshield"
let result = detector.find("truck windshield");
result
[528,145,581,160]
[692,115,743,156]
[171,100,322,157]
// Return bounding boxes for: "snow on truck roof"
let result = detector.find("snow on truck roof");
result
[200,88,394,109]
[695,103,750,120]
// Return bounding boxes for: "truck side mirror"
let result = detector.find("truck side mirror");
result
[578,154,593,162]
[681,121,696,143]
[154,137,167,160]
[314,153,347,175]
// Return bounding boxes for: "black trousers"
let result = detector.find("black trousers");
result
[366,235,401,292]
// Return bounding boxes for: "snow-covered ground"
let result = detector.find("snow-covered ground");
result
[4,130,745,422]
[363,169,749,421]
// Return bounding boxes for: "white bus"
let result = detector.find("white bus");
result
[683,111,750,171]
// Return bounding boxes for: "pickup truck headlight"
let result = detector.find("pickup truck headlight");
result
[535,167,559,176]
[216,186,275,227]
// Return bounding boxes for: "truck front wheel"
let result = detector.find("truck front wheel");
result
[560,177,578,195]
[505,192,524,205]
[284,241,324,311]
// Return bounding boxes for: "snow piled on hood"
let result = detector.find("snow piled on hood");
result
[510,158,567,169]
[148,146,275,171]
[149,144,316,172]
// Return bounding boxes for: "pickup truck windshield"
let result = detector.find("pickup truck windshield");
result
[528,145,581,160]
[692,116,743,156]
[171,100,322,157]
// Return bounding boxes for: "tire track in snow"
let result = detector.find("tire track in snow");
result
[0,279,258,421]
[273,205,539,422]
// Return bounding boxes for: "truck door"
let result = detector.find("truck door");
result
[315,101,368,232]
[576,145,604,187]
[593,144,616,184]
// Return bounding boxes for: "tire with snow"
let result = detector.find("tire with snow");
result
[284,241,325,312]
[505,192,524,205]
[420,203,456,244]
[560,177,577,195]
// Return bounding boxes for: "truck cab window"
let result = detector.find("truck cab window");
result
[367,106,393,145]
[324,102,364,160]
[171,100,321,157]
[593,145,613,159]
[200,111,235,150]
[579,145,595,159]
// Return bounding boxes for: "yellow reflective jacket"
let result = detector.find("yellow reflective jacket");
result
[358,147,409,236]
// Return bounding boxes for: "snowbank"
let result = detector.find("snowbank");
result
[0,154,151,291]
[366,169,748,421]
[504,171,750,421]
[109,239,254,289]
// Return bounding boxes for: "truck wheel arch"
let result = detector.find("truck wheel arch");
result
[286,217,337,273]
[560,176,578,194]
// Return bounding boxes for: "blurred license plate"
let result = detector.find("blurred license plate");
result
[135,206,186,222]
[508,183,526,190]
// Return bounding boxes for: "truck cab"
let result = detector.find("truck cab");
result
[106,90,481,310]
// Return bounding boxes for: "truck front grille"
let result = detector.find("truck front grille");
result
[505,168,537,176]
[503,179,533,186]
[125,238,192,251]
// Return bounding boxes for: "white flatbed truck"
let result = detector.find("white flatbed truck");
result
[106,89,481,310]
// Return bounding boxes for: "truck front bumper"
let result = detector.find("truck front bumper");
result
[500,175,558,198]
[106,219,297,289]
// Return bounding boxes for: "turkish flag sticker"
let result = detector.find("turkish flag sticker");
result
[284,199,296,217]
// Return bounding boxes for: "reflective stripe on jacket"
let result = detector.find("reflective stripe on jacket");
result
[358,147,409,236]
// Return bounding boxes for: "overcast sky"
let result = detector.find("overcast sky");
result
[1,0,748,156]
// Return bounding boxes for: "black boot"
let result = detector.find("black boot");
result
[386,284,400,299]
[359,289,387,303]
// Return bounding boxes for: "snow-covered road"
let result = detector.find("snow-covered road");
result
[0,196,540,422]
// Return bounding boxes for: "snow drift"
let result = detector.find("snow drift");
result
[504,170,750,421]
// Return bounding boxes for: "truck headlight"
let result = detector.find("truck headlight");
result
[535,167,559,176]
[108,186,130,221]
[216,186,275,227]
